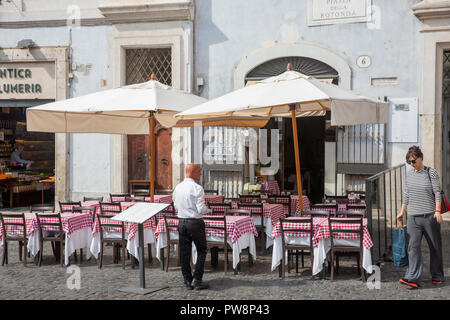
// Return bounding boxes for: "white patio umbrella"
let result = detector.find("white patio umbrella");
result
[26,75,208,201]
[175,66,389,209]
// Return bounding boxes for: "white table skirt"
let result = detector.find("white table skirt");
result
[156,232,257,269]
[1,228,94,266]
[90,229,155,261]
[272,236,373,275]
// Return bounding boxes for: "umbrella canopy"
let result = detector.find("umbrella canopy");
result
[27,79,207,134]
[26,77,207,201]
[175,70,388,125]
[175,69,389,210]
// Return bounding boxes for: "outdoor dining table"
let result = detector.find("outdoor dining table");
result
[271,217,373,276]
[0,211,93,266]
[261,180,280,195]
[208,202,285,248]
[154,215,258,270]
[89,202,158,261]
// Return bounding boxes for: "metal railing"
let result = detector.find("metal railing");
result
[365,164,406,265]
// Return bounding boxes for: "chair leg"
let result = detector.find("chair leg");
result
[73,250,78,263]
[148,244,153,264]
[99,242,104,269]
[80,249,83,264]
[23,240,27,266]
[2,242,7,266]
[359,252,365,282]
[301,250,304,268]
[165,244,170,272]
[356,255,361,275]
[330,251,335,281]
[224,247,228,275]
[296,250,299,273]
[122,244,125,270]
[336,254,339,275]
[18,241,22,261]
[60,241,64,267]
[51,241,56,257]
[281,249,286,279]
[38,242,43,267]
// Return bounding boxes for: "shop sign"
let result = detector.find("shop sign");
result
[308,0,372,26]
[0,62,56,99]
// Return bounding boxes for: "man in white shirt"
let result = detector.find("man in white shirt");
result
[173,163,209,290]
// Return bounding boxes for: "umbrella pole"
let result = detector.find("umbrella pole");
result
[149,113,156,202]
[290,105,303,211]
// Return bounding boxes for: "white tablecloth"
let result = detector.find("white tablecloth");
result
[271,236,373,275]
[156,232,257,269]
[90,228,155,261]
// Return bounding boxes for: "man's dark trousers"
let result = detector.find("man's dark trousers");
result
[178,218,207,283]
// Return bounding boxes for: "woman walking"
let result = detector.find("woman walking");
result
[396,145,445,288]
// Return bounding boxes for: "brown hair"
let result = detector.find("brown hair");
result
[405,145,423,161]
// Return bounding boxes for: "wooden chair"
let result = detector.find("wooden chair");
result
[238,194,261,203]
[99,202,122,215]
[323,195,348,204]
[97,213,127,269]
[30,205,55,213]
[35,212,65,267]
[225,209,251,216]
[268,195,291,216]
[301,209,329,218]
[83,196,103,202]
[208,202,231,215]
[163,215,180,272]
[311,203,338,217]
[204,189,219,195]
[72,206,97,222]
[59,201,81,213]
[203,215,230,274]
[237,202,265,245]
[124,196,146,202]
[131,189,150,196]
[280,217,314,279]
[224,197,239,204]
[339,210,366,219]
[155,189,173,195]
[328,217,365,282]
[0,213,28,266]
[109,193,130,203]
[346,204,366,211]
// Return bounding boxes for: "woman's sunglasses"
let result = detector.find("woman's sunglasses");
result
[406,159,417,164]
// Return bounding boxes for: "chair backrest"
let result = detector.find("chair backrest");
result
[109,193,130,202]
[99,202,122,215]
[125,196,146,202]
[311,203,337,216]
[224,197,239,204]
[237,202,264,226]
[339,210,366,218]
[35,212,63,239]
[163,215,179,243]
[346,204,366,211]
[301,209,329,218]
[203,215,227,244]
[328,217,363,248]
[323,195,348,204]
[279,216,314,248]
[0,212,26,240]
[239,194,261,202]
[30,205,55,213]
[204,189,219,195]
[131,189,150,196]
[72,206,97,222]
[268,195,291,214]
[82,196,103,202]
[59,201,81,213]
[208,202,231,215]
[155,189,173,195]
[224,209,251,216]
[97,214,125,241]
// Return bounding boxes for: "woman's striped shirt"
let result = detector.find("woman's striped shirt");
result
[402,166,441,216]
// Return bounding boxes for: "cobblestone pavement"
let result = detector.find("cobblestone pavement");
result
[0,208,449,300]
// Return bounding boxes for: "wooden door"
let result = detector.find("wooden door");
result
[155,125,172,189]
[128,135,150,181]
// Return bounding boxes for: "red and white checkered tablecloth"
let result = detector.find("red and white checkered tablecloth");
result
[290,195,311,215]
[261,181,280,195]
[154,215,258,244]
[204,195,224,206]
[271,217,327,243]
[313,218,373,250]
[0,212,93,241]
[235,203,285,226]
[91,208,157,241]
